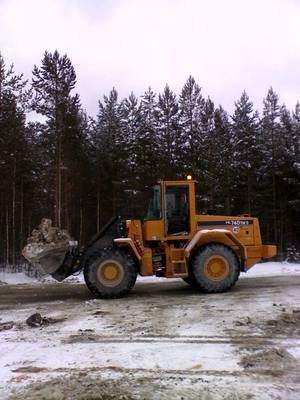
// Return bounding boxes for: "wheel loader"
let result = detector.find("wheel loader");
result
[22,177,277,298]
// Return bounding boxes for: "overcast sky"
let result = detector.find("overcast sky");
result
[1,0,300,117]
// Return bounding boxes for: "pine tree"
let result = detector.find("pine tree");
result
[137,87,159,183]
[119,92,144,217]
[279,104,300,251]
[155,85,181,178]
[231,91,260,214]
[199,97,216,209]
[121,92,141,180]
[213,106,235,213]
[0,53,32,267]
[31,50,84,232]
[261,87,281,246]
[92,88,126,221]
[179,76,205,178]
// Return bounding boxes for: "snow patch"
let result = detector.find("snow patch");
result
[244,261,300,277]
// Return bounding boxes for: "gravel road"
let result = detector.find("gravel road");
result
[0,274,300,399]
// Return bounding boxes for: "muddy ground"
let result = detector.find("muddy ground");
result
[0,274,300,399]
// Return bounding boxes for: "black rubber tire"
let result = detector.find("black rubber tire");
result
[84,247,137,299]
[191,244,240,293]
[182,276,199,287]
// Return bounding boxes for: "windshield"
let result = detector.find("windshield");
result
[144,184,162,220]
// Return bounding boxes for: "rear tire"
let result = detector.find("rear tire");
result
[191,244,240,293]
[84,247,137,299]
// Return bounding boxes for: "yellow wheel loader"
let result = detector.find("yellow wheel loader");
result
[23,177,277,298]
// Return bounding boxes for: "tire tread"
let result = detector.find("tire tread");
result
[191,243,240,293]
[84,247,137,299]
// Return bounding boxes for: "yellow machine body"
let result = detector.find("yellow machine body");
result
[114,179,276,279]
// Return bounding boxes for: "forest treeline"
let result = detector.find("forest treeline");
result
[0,50,299,267]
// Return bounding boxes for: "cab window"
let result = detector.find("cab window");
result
[165,185,190,235]
[144,185,162,220]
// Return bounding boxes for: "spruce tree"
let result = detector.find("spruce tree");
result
[261,87,281,245]
[137,87,159,183]
[0,53,32,267]
[155,85,181,178]
[213,106,235,213]
[199,97,216,209]
[231,91,260,214]
[31,50,83,230]
[279,104,300,252]
[92,88,126,221]
[31,50,92,245]
[179,76,205,178]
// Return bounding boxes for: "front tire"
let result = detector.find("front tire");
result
[84,247,137,299]
[191,244,240,293]
[182,276,198,287]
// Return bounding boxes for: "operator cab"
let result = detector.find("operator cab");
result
[143,177,196,241]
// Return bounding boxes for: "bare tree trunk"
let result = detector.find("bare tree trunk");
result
[28,212,32,237]
[112,183,116,216]
[247,167,251,214]
[97,186,100,232]
[66,173,71,232]
[272,171,277,243]
[6,207,9,268]
[79,198,83,245]
[54,87,62,228]
[57,133,62,228]
[12,157,16,267]
[271,129,277,244]
[280,207,284,260]
[20,179,24,254]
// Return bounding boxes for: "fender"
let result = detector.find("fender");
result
[184,229,247,261]
[113,238,142,263]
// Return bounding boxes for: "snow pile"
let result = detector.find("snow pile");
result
[0,272,39,285]
[245,261,300,277]
[0,271,83,285]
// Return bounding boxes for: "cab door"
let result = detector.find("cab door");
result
[165,185,190,236]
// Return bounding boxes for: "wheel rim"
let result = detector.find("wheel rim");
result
[204,255,230,281]
[96,259,124,287]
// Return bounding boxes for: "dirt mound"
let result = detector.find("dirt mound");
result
[264,310,300,335]
[233,309,300,336]
[9,375,137,400]
[240,347,297,372]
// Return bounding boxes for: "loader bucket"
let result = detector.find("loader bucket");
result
[22,242,69,276]
[22,218,78,279]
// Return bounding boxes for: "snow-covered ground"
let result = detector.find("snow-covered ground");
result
[1,261,300,286]
[0,262,299,399]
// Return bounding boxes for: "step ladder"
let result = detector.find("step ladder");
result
[169,248,188,277]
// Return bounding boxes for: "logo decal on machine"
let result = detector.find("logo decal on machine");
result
[197,220,253,227]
